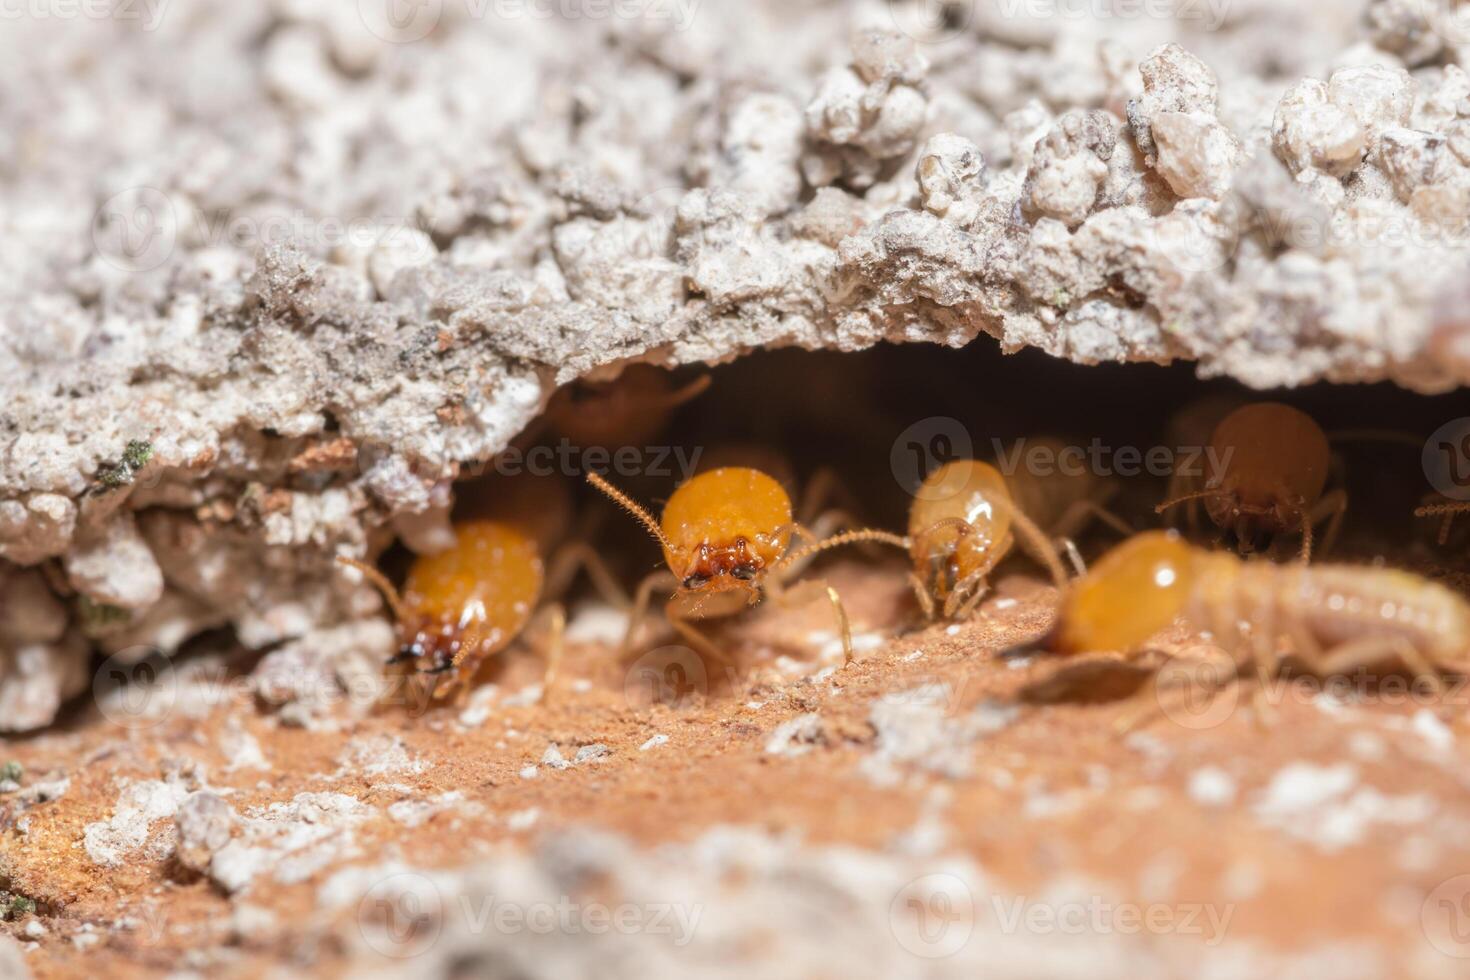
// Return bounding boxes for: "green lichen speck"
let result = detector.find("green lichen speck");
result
[78,596,132,637]
[96,439,154,490]
[0,894,35,920]
[0,761,20,785]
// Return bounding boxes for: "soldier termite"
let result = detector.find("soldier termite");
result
[337,475,623,703]
[586,467,907,666]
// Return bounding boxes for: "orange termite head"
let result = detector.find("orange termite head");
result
[1204,402,1328,550]
[907,459,1014,601]
[587,467,793,599]
[339,520,543,684]
[1049,531,1197,655]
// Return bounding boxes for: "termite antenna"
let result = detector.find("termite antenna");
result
[1155,488,1225,515]
[657,374,712,410]
[909,516,971,553]
[336,555,413,624]
[774,528,909,574]
[1006,505,1070,592]
[1416,501,1470,546]
[586,471,675,554]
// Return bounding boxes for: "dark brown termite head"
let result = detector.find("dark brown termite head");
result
[1159,402,1335,557]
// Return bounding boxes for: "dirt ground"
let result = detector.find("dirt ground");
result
[3,551,1470,979]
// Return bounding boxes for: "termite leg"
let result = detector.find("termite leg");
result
[767,574,856,666]
[621,570,680,657]
[1007,506,1069,592]
[1246,616,1279,729]
[951,576,991,620]
[1311,636,1446,698]
[543,541,630,609]
[531,602,568,700]
[667,613,733,669]
[907,571,937,621]
[1300,489,1349,562]
[1051,498,1134,542]
[1057,537,1087,578]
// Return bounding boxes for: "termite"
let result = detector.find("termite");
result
[546,364,710,449]
[1155,402,1346,560]
[586,467,906,665]
[907,440,1131,620]
[1045,530,1470,724]
[337,474,623,702]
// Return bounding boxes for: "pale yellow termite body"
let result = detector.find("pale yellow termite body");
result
[1051,532,1470,714]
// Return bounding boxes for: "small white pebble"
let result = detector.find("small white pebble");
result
[945,624,961,636]
[903,650,925,662]
[992,597,1018,610]
[519,765,539,780]
[541,745,570,770]
[1189,766,1238,807]
[1253,763,1357,817]
[1411,710,1454,751]
[506,807,540,831]
[23,920,46,939]
[570,679,593,694]
[574,744,611,764]
[1006,656,1033,670]
[745,701,766,710]
[639,734,668,751]
[1348,731,1387,761]
[502,684,543,708]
